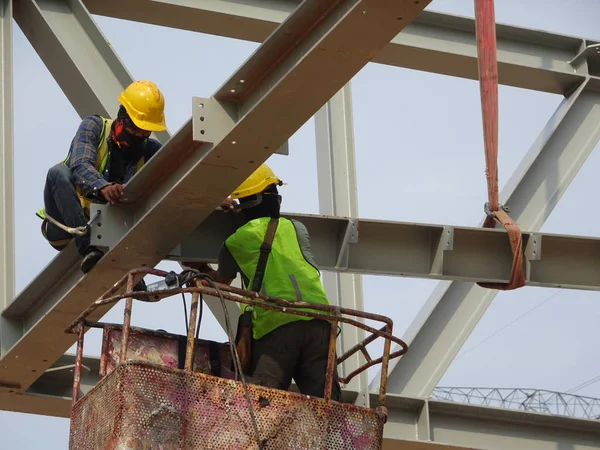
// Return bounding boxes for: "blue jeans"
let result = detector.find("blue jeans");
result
[43,164,91,256]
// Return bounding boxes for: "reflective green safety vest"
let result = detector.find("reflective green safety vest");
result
[36,116,145,220]
[225,217,331,340]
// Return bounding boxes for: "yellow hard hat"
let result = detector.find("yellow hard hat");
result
[231,164,284,199]
[117,80,166,132]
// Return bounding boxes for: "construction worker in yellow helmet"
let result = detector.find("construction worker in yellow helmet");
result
[37,80,237,276]
[185,163,342,401]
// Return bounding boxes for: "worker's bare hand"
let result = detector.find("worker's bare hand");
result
[100,184,124,205]
[220,198,240,214]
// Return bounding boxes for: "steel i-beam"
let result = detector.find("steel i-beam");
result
[0,0,13,311]
[378,79,600,398]
[82,0,598,95]
[0,0,431,397]
[315,82,369,407]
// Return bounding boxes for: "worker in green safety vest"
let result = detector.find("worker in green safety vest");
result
[37,80,237,275]
[185,164,342,401]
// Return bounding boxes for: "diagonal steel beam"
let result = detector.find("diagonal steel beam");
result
[0,0,13,311]
[377,79,600,398]
[0,0,431,394]
[12,0,170,143]
[7,0,291,335]
[82,0,596,95]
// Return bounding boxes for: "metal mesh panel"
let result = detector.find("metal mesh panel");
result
[69,361,384,449]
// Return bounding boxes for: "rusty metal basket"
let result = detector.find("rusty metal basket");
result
[65,267,409,450]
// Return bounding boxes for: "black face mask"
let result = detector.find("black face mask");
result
[110,119,145,153]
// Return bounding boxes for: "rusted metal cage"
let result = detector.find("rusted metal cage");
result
[65,267,409,449]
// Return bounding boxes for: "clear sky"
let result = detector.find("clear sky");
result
[2,0,600,448]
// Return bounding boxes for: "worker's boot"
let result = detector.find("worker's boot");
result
[80,247,104,274]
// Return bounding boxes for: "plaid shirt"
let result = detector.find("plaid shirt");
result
[65,115,162,198]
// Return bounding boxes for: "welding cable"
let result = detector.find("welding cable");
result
[178,269,263,449]
[199,273,263,449]
[181,293,189,332]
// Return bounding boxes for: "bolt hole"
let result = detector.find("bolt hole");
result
[198,103,204,108]
[414,1,419,3]
[32,369,36,373]
[200,130,205,135]
[200,116,205,122]
[264,146,269,150]
[112,259,116,263]
[97,234,102,240]
[397,17,403,20]
[42,359,47,363]
[249,160,255,164]
[8,390,14,394]
[97,222,102,227]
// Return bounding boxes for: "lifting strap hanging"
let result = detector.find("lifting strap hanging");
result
[473,0,525,290]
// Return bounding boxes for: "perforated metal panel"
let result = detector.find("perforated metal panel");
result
[69,361,384,449]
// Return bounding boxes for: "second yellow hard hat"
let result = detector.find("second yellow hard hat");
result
[231,164,284,199]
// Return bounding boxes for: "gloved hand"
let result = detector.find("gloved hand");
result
[219,198,241,213]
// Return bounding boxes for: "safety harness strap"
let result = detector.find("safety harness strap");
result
[473,0,525,291]
[40,219,75,247]
[250,218,279,293]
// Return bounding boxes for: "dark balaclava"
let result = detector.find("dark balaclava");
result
[109,105,147,154]
[240,184,281,222]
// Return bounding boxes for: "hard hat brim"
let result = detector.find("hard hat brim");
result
[130,116,167,132]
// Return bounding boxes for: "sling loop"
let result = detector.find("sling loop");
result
[474,0,525,290]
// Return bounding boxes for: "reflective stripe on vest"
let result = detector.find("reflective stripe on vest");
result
[36,116,145,220]
[225,217,330,340]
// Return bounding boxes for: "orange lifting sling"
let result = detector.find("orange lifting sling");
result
[474,0,525,290]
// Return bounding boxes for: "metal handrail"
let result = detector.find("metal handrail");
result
[65,267,409,414]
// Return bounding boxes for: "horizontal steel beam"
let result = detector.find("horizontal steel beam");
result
[0,354,100,418]
[160,211,600,290]
[10,208,600,349]
[381,395,600,450]
[0,0,430,393]
[82,0,600,94]
[3,357,600,450]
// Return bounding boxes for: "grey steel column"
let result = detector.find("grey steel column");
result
[315,83,369,407]
[0,0,14,310]
[381,79,600,398]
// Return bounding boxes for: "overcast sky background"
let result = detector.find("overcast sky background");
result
[2,0,600,448]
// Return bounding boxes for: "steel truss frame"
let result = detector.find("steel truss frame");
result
[1,0,600,449]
